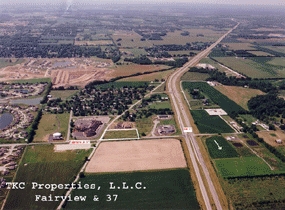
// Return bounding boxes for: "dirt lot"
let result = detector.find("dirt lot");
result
[85,139,187,173]
[257,130,285,146]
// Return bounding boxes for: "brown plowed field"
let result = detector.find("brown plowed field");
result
[85,139,187,173]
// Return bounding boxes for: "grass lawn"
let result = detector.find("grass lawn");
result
[65,169,200,210]
[215,156,272,177]
[148,101,172,109]
[103,130,138,139]
[4,145,91,210]
[34,113,70,142]
[49,90,78,100]
[191,110,234,133]
[214,85,264,110]
[205,136,239,159]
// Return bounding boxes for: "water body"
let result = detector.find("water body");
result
[0,113,13,130]
[52,61,72,68]
[11,97,42,105]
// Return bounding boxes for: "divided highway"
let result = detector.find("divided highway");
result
[167,23,239,210]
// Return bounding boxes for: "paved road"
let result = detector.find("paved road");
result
[167,23,239,210]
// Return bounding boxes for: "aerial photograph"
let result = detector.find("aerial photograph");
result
[0,0,285,209]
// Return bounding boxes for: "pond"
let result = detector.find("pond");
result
[0,113,13,130]
[11,97,42,105]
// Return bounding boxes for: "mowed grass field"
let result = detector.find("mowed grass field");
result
[65,169,200,210]
[205,136,239,159]
[111,64,169,78]
[119,69,173,82]
[4,145,91,210]
[191,110,234,133]
[214,85,265,110]
[49,90,78,100]
[103,130,138,139]
[222,176,285,209]
[214,157,271,177]
[34,113,70,142]
[181,71,210,81]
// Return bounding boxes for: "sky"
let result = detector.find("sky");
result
[1,0,285,6]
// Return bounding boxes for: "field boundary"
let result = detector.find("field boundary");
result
[100,128,140,140]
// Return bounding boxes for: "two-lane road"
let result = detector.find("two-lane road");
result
[167,23,239,210]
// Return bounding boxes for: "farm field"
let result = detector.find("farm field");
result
[49,90,78,100]
[119,69,173,82]
[213,57,285,78]
[191,110,234,133]
[223,42,256,50]
[102,129,138,139]
[148,28,226,45]
[222,176,285,209]
[65,169,200,210]
[120,48,148,57]
[214,85,264,110]
[214,157,272,177]
[3,145,91,210]
[183,81,245,114]
[260,46,285,55]
[181,71,210,81]
[205,136,239,159]
[33,113,69,142]
[111,31,149,48]
[85,139,186,173]
[111,64,169,78]
[247,50,274,56]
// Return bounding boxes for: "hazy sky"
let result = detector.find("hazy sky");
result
[1,0,285,6]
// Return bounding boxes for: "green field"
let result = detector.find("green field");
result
[191,110,234,133]
[213,57,285,78]
[65,169,200,210]
[34,113,70,142]
[103,130,138,139]
[0,58,24,68]
[181,71,210,81]
[49,90,78,100]
[8,78,51,84]
[206,136,239,159]
[183,82,245,115]
[4,145,91,210]
[215,156,272,177]
[148,101,172,109]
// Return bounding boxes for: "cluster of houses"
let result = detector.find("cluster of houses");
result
[0,105,36,140]
[0,83,46,100]
[0,145,24,178]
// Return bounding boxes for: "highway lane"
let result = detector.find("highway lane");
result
[167,23,239,210]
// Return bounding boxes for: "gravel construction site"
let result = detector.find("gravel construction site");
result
[85,139,187,173]
[0,58,113,87]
